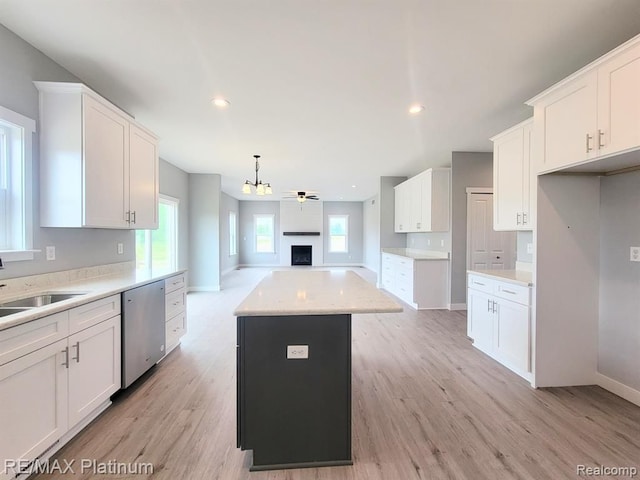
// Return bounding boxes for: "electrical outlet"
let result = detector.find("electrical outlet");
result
[630,247,640,262]
[427,239,431,246]
[117,243,124,254]
[287,345,309,359]
[527,243,533,254]
[45,246,55,261]
[440,239,445,247]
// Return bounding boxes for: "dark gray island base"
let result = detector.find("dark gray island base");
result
[237,313,352,471]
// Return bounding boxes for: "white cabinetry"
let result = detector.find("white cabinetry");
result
[165,273,187,354]
[491,118,533,230]
[467,273,531,381]
[35,81,158,229]
[528,36,640,174]
[381,252,448,309]
[394,168,450,233]
[0,295,121,479]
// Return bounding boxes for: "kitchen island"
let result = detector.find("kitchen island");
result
[233,270,402,471]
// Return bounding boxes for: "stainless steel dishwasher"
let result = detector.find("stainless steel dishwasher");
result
[122,280,166,388]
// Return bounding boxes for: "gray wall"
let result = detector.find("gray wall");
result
[516,231,533,264]
[0,24,136,280]
[239,201,280,266]
[407,232,451,252]
[379,176,407,249]
[363,195,380,275]
[188,174,221,290]
[323,202,363,264]
[451,152,493,305]
[220,193,240,274]
[599,170,640,391]
[159,158,189,271]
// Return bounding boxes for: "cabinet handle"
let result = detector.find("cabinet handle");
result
[493,302,498,314]
[473,281,485,286]
[502,289,517,295]
[516,213,522,225]
[399,224,403,231]
[586,133,593,153]
[72,341,80,363]
[598,129,605,149]
[416,222,421,229]
[487,299,491,312]
[522,213,528,225]
[131,211,137,224]
[173,301,180,306]
[126,211,131,224]
[62,346,69,369]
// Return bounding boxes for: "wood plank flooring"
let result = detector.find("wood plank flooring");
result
[32,267,640,479]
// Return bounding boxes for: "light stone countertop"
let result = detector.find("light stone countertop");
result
[467,269,533,287]
[0,268,186,331]
[234,270,403,316]
[381,248,450,260]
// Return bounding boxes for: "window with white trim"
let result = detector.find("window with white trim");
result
[229,211,237,256]
[0,105,35,261]
[136,195,179,273]
[328,215,348,253]
[254,214,275,253]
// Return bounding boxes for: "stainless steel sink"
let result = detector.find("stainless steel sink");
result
[0,307,31,317]
[0,293,85,308]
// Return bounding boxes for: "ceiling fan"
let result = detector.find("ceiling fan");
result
[283,191,320,203]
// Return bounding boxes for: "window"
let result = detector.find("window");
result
[254,214,275,253]
[229,211,237,256]
[328,215,348,253]
[0,105,35,261]
[136,195,179,273]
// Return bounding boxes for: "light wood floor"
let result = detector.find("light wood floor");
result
[34,267,640,480]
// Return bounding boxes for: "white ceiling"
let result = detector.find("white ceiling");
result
[1,1,639,201]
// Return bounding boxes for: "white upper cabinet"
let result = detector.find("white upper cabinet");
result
[35,82,158,229]
[129,123,159,229]
[492,118,533,231]
[527,34,640,174]
[394,168,450,233]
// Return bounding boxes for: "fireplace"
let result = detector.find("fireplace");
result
[291,245,312,266]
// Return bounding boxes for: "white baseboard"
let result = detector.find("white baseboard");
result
[187,286,220,292]
[448,303,467,311]
[221,266,238,276]
[595,372,640,407]
[238,263,281,268]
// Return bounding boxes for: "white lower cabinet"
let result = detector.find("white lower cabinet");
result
[467,273,531,381]
[164,273,187,355]
[67,316,121,427]
[0,339,68,480]
[381,253,449,309]
[0,295,122,480]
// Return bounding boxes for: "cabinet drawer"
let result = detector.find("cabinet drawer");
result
[69,295,121,334]
[494,282,530,306]
[166,312,185,349]
[165,274,186,294]
[0,311,70,366]
[166,289,186,321]
[467,274,495,295]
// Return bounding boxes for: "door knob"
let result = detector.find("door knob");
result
[496,256,501,259]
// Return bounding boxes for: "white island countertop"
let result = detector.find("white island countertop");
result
[234,270,403,316]
[0,268,186,331]
[381,248,450,260]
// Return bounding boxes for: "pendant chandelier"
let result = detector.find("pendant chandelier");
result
[242,154,273,196]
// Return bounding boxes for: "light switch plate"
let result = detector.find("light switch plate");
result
[45,246,55,261]
[117,243,124,254]
[527,243,533,254]
[631,247,640,262]
[287,345,309,359]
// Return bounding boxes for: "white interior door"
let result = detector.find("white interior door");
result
[467,192,516,270]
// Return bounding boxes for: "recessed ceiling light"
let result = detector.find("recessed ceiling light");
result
[212,97,230,108]
[409,104,425,115]
[351,185,356,188]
